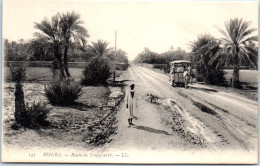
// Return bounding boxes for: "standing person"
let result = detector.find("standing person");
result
[170,66,176,86]
[126,84,136,126]
[183,65,192,89]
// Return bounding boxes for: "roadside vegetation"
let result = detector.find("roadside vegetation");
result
[134,18,258,89]
[81,57,111,86]
[44,79,83,106]
[190,34,226,85]
[210,18,258,88]
[3,11,128,149]
[9,65,52,129]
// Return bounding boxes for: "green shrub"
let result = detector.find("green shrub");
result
[191,34,227,85]
[45,79,83,106]
[115,63,129,71]
[24,102,52,127]
[9,65,26,83]
[81,57,111,85]
[12,102,52,129]
[194,73,204,82]
[195,59,226,85]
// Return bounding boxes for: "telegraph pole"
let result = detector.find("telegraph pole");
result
[113,31,117,83]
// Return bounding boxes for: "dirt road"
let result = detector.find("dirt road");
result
[104,65,258,153]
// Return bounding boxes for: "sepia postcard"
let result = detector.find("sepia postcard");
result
[1,0,258,164]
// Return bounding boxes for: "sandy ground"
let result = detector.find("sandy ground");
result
[100,65,258,154]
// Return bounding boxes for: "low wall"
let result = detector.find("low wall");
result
[4,61,129,70]
[4,61,89,68]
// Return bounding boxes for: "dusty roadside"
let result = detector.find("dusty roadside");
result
[100,65,257,153]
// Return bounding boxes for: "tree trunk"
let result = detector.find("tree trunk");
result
[52,60,59,79]
[14,83,26,125]
[232,64,240,88]
[57,58,65,80]
[64,39,70,77]
[54,44,66,80]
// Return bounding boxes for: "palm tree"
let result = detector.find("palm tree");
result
[34,14,66,79]
[210,18,258,88]
[59,11,89,77]
[190,34,225,85]
[88,40,112,57]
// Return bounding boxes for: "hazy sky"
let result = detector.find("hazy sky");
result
[3,0,258,60]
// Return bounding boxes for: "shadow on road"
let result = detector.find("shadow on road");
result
[188,84,218,92]
[133,125,171,136]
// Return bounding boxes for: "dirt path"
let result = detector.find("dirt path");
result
[101,66,187,152]
[102,65,258,153]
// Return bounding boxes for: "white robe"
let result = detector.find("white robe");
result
[125,89,136,119]
[170,68,175,83]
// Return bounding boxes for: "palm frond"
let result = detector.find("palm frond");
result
[219,37,233,45]
[208,49,222,65]
[216,18,258,68]
[240,47,258,68]
[238,28,257,42]
[216,25,231,42]
[87,40,111,57]
[59,11,89,46]
[240,36,258,44]
[34,19,55,40]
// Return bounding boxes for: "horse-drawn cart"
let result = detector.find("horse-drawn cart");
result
[169,60,193,88]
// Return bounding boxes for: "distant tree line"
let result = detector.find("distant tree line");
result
[134,47,190,64]
[4,39,128,64]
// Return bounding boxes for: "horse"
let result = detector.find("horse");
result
[183,67,193,89]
